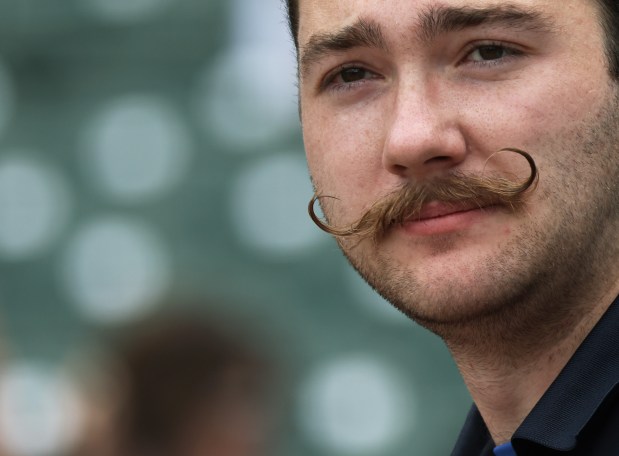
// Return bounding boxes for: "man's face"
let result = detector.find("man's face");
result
[298,0,619,327]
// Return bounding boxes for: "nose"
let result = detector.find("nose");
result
[382,81,467,180]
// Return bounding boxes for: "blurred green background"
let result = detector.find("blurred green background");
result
[0,0,470,455]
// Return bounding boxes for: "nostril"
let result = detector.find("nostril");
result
[424,155,452,165]
[391,163,408,173]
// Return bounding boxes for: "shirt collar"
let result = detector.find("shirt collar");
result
[451,406,494,456]
[451,296,619,455]
[512,296,619,451]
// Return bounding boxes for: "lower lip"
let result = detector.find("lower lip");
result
[401,206,497,236]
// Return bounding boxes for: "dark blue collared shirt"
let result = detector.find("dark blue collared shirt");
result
[451,296,619,455]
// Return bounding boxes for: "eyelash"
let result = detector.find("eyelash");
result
[320,64,381,92]
[459,41,525,67]
[320,41,525,92]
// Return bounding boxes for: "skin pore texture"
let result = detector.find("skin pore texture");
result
[297,0,619,445]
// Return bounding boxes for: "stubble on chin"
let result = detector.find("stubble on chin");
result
[344,230,530,327]
[344,232,582,365]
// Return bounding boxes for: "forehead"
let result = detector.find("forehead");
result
[297,0,596,46]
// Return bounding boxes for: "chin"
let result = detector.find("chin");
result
[345,239,537,331]
[386,278,514,326]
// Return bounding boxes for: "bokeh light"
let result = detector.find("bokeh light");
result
[297,354,413,454]
[193,0,297,151]
[0,153,72,260]
[80,94,192,204]
[0,362,82,456]
[60,216,171,324]
[229,153,323,256]
[194,44,298,150]
[230,0,292,46]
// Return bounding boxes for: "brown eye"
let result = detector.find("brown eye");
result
[340,67,369,83]
[477,45,506,60]
[468,44,513,62]
[322,65,381,92]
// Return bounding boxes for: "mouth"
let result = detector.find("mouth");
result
[415,201,488,220]
[401,201,499,236]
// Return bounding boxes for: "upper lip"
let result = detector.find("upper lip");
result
[414,201,490,221]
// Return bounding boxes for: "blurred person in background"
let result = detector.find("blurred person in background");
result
[72,311,276,456]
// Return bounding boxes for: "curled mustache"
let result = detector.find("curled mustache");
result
[308,148,538,242]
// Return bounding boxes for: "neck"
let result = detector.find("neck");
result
[439,276,619,445]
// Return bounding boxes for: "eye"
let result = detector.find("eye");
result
[470,45,507,61]
[339,67,371,83]
[463,43,523,65]
[322,65,380,91]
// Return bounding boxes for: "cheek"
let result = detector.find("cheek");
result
[303,103,386,194]
[470,62,608,143]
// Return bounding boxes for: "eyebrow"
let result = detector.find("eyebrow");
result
[299,5,554,79]
[299,18,387,78]
[417,4,555,43]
